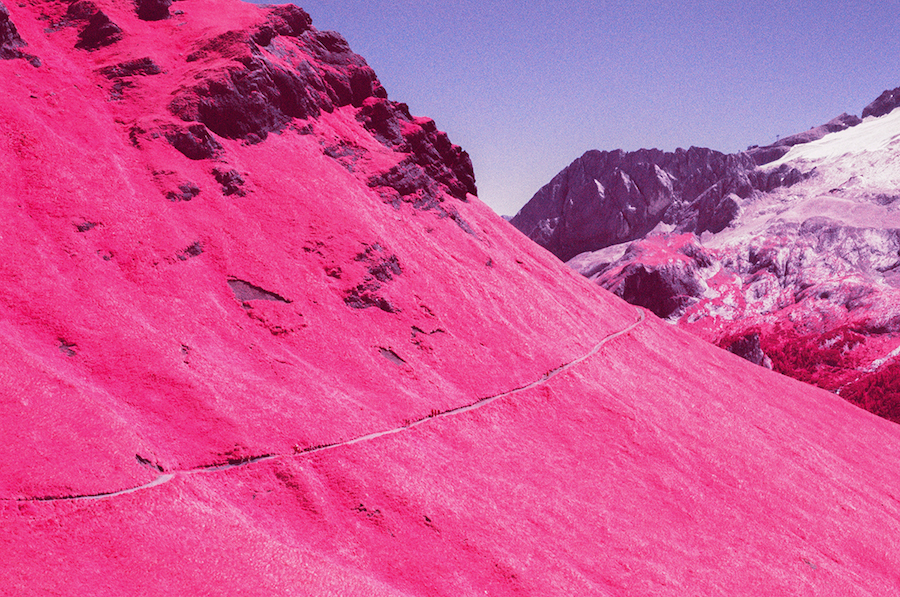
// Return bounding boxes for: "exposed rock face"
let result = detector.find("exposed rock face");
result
[361,97,477,232]
[511,147,805,261]
[170,6,386,142]
[66,0,100,21]
[0,2,24,59]
[75,10,123,50]
[581,235,707,319]
[100,57,162,100]
[163,2,476,216]
[162,123,223,160]
[135,0,171,21]
[724,333,772,369]
[0,2,38,65]
[566,102,900,422]
[359,98,477,202]
[99,57,162,78]
[212,167,245,196]
[862,86,900,119]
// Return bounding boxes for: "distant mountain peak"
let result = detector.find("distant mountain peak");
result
[530,89,900,423]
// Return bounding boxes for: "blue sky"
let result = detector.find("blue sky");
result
[248,1,900,215]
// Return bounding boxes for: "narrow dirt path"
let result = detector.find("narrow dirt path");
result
[10,307,646,503]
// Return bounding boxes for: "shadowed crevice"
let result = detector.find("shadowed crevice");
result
[227,278,290,303]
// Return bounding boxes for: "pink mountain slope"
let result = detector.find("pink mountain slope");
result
[2,1,900,594]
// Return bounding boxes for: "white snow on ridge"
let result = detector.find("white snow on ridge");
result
[702,108,900,248]
[767,108,900,168]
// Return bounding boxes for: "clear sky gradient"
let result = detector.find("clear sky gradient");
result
[248,1,900,216]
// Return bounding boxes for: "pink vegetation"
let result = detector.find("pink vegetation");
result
[1,1,900,595]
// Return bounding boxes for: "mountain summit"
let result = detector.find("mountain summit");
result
[3,1,900,595]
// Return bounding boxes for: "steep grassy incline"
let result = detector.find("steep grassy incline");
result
[1,1,899,595]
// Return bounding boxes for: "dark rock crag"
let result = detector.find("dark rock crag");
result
[169,6,384,141]
[862,86,900,119]
[99,57,162,78]
[166,4,475,213]
[163,124,223,160]
[358,98,476,202]
[0,1,25,59]
[100,57,162,100]
[723,333,773,369]
[511,147,804,261]
[160,3,477,234]
[1,2,39,65]
[135,0,171,21]
[75,10,123,50]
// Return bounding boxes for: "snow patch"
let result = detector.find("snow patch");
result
[767,109,900,168]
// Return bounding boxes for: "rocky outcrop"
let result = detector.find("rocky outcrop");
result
[170,6,385,142]
[343,243,402,313]
[75,10,123,50]
[862,86,900,119]
[162,124,223,160]
[65,0,100,21]
[135,0,171,21]
[359,98,476,201]
[99,57,161,100]
[604,262,701,319]
[0,2,24,59]
[163,3,476,223]
[212,167,245,196]
[360,97,477,231]
[511,147,805,261]
[99,57,161,78]
[723,333,773,369]
[585,235,709,319]
[1,2,38,65]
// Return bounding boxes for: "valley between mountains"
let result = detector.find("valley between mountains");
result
[2,1,900,595]
[513,96,900,424]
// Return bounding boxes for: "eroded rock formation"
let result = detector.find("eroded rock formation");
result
[511,147,805,261]
[169,6,384,142]
[0,2,24,59]
[1,2,38,65]
[135,0,171,21]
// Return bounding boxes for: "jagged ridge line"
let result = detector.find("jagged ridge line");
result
[7,307,646,503]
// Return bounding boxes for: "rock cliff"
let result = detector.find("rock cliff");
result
[511,146,806,261]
